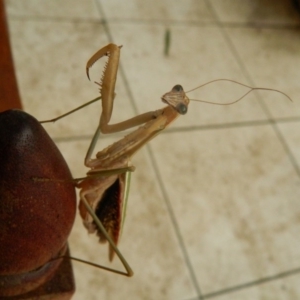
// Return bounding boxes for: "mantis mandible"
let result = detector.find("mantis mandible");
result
[42,43,291,277]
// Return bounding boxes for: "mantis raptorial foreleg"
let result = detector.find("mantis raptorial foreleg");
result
[86,44,159,134]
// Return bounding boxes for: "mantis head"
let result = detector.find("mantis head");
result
[161,84,190,115]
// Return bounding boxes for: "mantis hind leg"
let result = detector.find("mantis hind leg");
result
[77,194,133,277]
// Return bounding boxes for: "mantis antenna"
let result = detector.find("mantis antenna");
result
[186,79,292,105]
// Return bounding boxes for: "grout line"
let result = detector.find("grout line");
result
[206,21,300,30]
[7,15,105,23]
[146,146,203,299]
[8,15,300,30]
[163,117,300,134]
[94,0,139,115]
[7,2,300,30]
[199,266,300,299]
[51,116,300,144]
[94,0,114,43]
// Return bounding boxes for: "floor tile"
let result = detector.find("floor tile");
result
[226,27,300,119]
[209,0,300,24]
[150,125,300,294]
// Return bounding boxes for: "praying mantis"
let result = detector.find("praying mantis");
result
[42,43,291,278]
[77,43,189,277]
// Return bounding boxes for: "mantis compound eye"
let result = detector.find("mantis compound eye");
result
[173,84,183,92]
[176,103,188,115]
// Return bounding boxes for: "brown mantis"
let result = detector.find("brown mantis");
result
[42,43,291,278]
[77,44,190,277]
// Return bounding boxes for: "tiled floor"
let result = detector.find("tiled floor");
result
[5,0,300,299]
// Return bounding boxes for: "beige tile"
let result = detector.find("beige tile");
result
[209,0,300,24]
[101,0,214,22]
[56,139,197,300]
[6,0,99,20]
[226,27,300,119]
[150,125,300,293]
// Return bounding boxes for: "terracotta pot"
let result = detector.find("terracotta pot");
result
[0,110,76,296]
